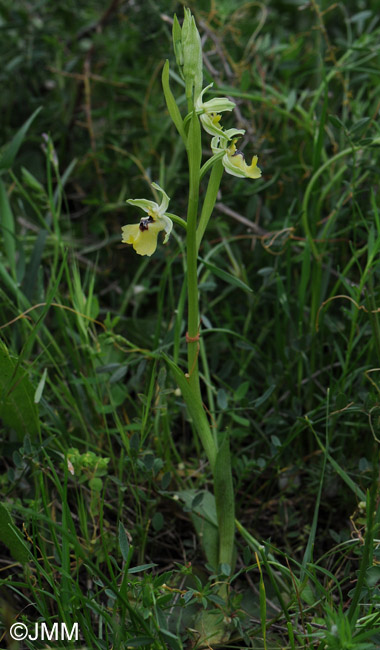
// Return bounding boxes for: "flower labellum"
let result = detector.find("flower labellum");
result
[122,183,173,257]
[223,141,262,179]
[211,134,262,180]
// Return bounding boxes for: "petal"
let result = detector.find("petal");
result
[151,182,170,215]
[210,129,246,154]
[195,83,214,110]
[211,134,229,154]
[196,83,235,113]
[200,113,225,137]
[224,127,246,140]
[127,183,171,219]
[127,198,160,215]
[160,214,173,244]
[201,97,235,113]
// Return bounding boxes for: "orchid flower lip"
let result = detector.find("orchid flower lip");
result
[210,136,262,179]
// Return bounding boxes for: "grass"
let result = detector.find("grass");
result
[1,0,380,648]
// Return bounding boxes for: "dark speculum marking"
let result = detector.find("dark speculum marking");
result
[139,216,154,231]
[232,149,244,157]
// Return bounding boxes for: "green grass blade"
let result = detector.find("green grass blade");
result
[0,178,16,280]
[0,107,42,172]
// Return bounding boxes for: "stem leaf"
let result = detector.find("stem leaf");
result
[162,354,217,469]
[214,434,235,567]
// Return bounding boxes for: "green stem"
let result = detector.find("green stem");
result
[165,212,187,231]
[186,111,202,392]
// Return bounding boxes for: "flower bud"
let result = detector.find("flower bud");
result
[172,9,203,106]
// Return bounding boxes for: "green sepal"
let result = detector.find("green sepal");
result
[162,60,186,144]
[172,14,184,73]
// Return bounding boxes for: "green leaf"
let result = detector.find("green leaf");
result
[0,503,30,564]
[194,609,229,646]
[328,114,345,130]
[198,257,253,292]
[349,117,371,135]
[286,89,296,111]
[162,60,186,143]
[0,340,40,439]
[34,368,48,404]
[233,381,250,401]
[252,384,276,407]
[174,489,219,569]
[214,434,235,567]
[312,426,366,501]
[21,228,48,301]
[365,565,380,588]
[118,522,130,561]
[125,638,156,648]
[163,354,217,469]
[21,167,46,194]
[197,159,224,247]
[152,512,164,531]
[0,178,16,279]
[127,563,157,574]
[0,107,42,172]
[89,477,103,491]
[217,388,228,410]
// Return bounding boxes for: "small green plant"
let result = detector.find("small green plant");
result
[120,8,263,640]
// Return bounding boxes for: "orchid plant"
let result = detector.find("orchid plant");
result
[121,8,262,635]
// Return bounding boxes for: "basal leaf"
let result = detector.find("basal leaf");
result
[0,503,30,564]
[0,340,40,439]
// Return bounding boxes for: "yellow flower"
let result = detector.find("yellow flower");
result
[211,135,262,180]
[223,140,262,179]
[122,183,173,257]
[195,83,236,137]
